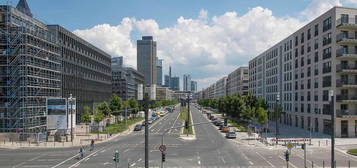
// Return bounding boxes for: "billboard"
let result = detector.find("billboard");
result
[47,98,67,130]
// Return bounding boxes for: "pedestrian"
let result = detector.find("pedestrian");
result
[79,146,85,159]
[90,139,95,151]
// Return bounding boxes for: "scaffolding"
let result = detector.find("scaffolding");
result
[0,5,61,133]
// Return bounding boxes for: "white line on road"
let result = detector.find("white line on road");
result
[255,151,275,167]
[123,148,130,153]
[220,156,226,164]
[50,153,80,168]
[278,155,298,168]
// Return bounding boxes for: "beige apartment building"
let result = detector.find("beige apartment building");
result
[227,67,249,96]
[249,7,357,137]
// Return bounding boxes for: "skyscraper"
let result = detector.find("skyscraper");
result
[171,77,180,91]
[164,75,170,87]
[156,59,163,86]
[137,36,157,86]
[191,81,198,92]
[183,74,192,91]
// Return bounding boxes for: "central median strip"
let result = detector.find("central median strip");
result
[179,107,193,135]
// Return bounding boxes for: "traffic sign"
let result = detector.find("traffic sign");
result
[287,143,293,150]
[159,145,166,152]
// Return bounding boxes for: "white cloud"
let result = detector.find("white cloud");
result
[74,0,356,90]
[300,0,341,21]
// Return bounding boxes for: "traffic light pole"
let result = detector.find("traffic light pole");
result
[330,91,335,168]
[144,94,149,168]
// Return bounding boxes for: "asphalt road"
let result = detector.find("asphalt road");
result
[2,104,357,168]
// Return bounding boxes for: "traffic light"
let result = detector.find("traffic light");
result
[301,144,306,150]
[285,150,289,161]
[113,150,119,162]
[224,118,228,126]
[185,121,189,130]
[162,152,166,162]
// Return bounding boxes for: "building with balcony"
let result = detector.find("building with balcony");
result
[227,66,249,96]
[249,7,357,137]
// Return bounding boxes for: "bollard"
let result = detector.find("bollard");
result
[319,141,320,147]
[312,161,314,168]
[323,160,325,168]
[349,160,351,168]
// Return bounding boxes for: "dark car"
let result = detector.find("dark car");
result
[215,120,223,126]
[134,124,143,131]
[141,121,146,126]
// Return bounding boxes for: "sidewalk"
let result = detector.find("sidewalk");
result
[0,120,142,149]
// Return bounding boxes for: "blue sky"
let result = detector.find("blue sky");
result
[24,0,307,31]
[8,0,357,90]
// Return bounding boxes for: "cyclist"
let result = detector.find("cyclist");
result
[90,139,95,151]
[79,146,85,159]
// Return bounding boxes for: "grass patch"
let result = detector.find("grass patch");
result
[228,119,247,132]
[92,117,144,134]
[348,149,357,156]
[179,108,193,135]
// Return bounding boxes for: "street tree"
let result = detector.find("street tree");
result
[128,98,139,116]
[98,101,111,117]
[110,94,122,123]
[81,108,91,135]
[94,110,105,139]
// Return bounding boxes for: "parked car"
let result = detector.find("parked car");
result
[134,124,143,131]
[148,120,153,124]
[141,121,146,126]
[209,116,215,120]
[219,125,224,130]
[226,131,237,139]
[215,120,223,126]
[221,126,230,133]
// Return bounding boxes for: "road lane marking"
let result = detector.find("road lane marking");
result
[220,156,226,164]
[256,151,275,167]
[279,155,298,168]
[50,153,80,168]
[12,153,48,168]
[123,148,130,153]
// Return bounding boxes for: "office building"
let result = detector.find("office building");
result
[112,56,123,68]
[137,36,157,85]
[156,87,172,100]
[183,74,192,91]
[171,76,180,91]
[249,7,357,137]
[0,1,62,133]
[191,81,198,92]
[227,67,249,96]
[112,57,144,100]
[214,77,227,98]
[48,25,112,122]
[156,59,163,86]
[164,75,170,87]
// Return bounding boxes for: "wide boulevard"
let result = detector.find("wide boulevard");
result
[1,105,357,168]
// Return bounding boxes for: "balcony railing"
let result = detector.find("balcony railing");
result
[336,48,357,57]
[336,94,357,102]
[337,17,357,28]
[336,33,357,44]
[336,79,357,87]
[336,64,357,72]
[336,110,357,117]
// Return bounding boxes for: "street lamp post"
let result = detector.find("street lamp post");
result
[276,92,280,145]
[329,90,335,168]
[69,94,74,142]
[144,93,149,168]
[187,94,190,137]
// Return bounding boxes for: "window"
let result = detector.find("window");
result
[301,32,305,43]
[301,45,304,55]
[314,39,318,49]
[307,92,311,101]
[314,80,319,88]
[323,33,332,46]
[323,76,332,87]
[295,36,298,46]
[314,24,319,36]
[295,48,298,58]
[301,57,304,67]
[295,59,298,68]
[323,90,329,101]
[314,52,319,62]
[341,14,349,24]
[323,47,331,59]
[307,67,311,77]
[323,61,331,73]
[323,17,332,32]
[307,79,311,89]
[308,29,311,40]
[307,56,311,65]
[314,66,319,76]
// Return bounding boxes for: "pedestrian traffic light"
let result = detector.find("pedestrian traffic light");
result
[162,152,166,162]
[185,121,189,130]
[285,150,289,161]
[113,150,119,163]
[301,144,305,150]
